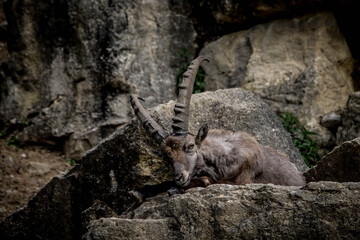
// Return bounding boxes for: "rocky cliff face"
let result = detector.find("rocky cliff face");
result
[199,12,354,149]
[0,0,196,158]
[1,0,359,158]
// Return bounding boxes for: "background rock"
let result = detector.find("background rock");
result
[320,111,342,129]
[85,182,360,240]
[304,137,360,182]
[336,91,360,145]
[0,0,196,159]
[0,88,306,239]
[1,0,360,158]
[0,0,7,64]
[199,12,354,149]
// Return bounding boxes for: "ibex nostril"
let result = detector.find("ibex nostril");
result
[175,174,183,182]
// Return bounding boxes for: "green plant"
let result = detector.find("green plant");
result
[7,135,20,148]
[278,112,321,168]
[177,48,206,94]
[0,129,6,138]
[66,158,76,166]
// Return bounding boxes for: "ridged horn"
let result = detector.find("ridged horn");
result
[130,94,169,144]
[172,56,209,136]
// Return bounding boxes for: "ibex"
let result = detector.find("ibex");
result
[130,56,304,199]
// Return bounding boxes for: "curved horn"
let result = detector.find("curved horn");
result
[130,94,169,144]
[172,56,209,136]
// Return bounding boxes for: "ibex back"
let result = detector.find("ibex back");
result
[130,56,304,193]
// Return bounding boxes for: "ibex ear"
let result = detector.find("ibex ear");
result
[195,124,208,147]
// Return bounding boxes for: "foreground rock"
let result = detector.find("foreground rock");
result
[84,182,360,239]
[199,12,354,148]
[0,88,305,240]
[304,137,360,182]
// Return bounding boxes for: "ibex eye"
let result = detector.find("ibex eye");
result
[187,144,195,151]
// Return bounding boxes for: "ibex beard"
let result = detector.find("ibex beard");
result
[130,56,305,201]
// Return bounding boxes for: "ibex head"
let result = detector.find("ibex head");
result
[130,56,209,187]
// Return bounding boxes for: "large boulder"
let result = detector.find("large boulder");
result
[199,12,354,148]
[2,0,359,159]
[0,0,196,159]
[304,137,360,182]
[84,182,360,239]
[0,88,306,240]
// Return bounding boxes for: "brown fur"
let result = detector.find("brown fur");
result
[162,128,305,187]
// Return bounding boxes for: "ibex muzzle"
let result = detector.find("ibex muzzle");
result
[130,56,304,189]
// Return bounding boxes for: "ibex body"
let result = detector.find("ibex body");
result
[162,129,304,187]
[130,56,304,195]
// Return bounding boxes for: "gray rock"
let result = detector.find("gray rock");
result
[0,88,305,240]
[84,182,360,240]
[304,137,360,182]
[0,0,196,157]
[199,12,354,148]
[336,91,360,145]
[85,218,171,240]
[81,200,118,231]
[320,111,342,128]
[64,125,120,161]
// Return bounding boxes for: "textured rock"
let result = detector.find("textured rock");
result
[336,91,360,145]
[64,125,118,161]
[84,182,360,240]
[304,137,360,182]
[81,200,118,231]
[0,0,196,158]
[85,218,171,240]
[199,12,354,148]
[320,111,342,128]
[0,88,305,240]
